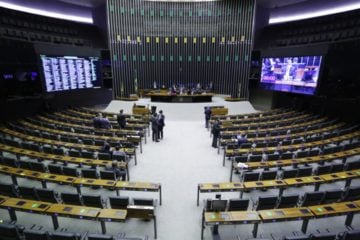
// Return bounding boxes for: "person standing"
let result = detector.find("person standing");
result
[204,107,212,128]
[150,113,159,142]
[117,109,127,129]
[211,120,221,148]
[157,110,165,140]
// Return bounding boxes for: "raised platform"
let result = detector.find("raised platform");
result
[147,93,214,103]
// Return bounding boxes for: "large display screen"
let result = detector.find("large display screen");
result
[40,55,101,92]
[260,56,322,95]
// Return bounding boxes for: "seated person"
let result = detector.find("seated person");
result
[93,114,101,128]
[236,134,248,146]
[100,116,112,129]
[112,146,128,162]
[106,160,126,181]
[100,142,111,154]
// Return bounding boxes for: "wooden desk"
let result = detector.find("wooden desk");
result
[115,182,162,205]
[0,197,51,221]
[97,209,127,234]
[147,93,214,103]
[321,170,360,188]
[0,164,161,204]
[259,207,313,234]
[197,182,243,206]
[0,143,129,174]
[309,201,360,227]
[243,180,287,198]
[202,211,260,239]
[284,176,324,191]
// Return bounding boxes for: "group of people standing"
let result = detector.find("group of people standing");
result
[150,110,165,142]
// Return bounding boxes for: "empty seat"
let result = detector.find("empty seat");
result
[282,169,298,179]
[2,157,17,167]
[31,162,46,172]
[310,233,336,240]
[23,229,49,240]
[49,231,81,240]
[345,160,360,171]
[18,160,33,170]
[261,170,277,180]
[322,189,343,204]
[301,191,325,206]
[109,196,129,209]
[81,169,98,179]
[234,156,248,163]
[343,186,360,201]
[63,166,78,177]
[81,151,95,159]
[342,229,360,240]
[0,223,22,240]
[48,164,63,175]
[283,235,310,240]
[315,165,331,175]
[228,198,249,211]
[242,172,260,182]
[277,194,299,208]
[98,153,111,160]
[0,183,18,197]
[36,188,58,203]
[254,196,278,210]
[297,167,313,177]
[282,152,293,159]
[296,150,309,158]
[248,155,263,162]
[267,154,280,161]
[53,148,64,155]
[100,170,116,180]
[82,194,104,208]
[68,150,81,158]
[133,198,154,206]
[18,186,37,200]
[87,234,114,240]
[61,192,82,206]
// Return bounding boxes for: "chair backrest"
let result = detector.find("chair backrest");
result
[315,165,331,175]
[35,188,58,203]
[81,151,95,159]
[283,235,310,240]
[42,145,53,154]
[87,233,114,240]
[261,170,278,180]
[109,196,129,209]
[297,167,313,177]
[31,162,46,172]
[23,229,49,240]
[47,164,63,175]
[310,233,336,240]
[228,198,249,211]
[98,153,111,160]
[63,167,78,177]
[2,157,17,167]
[82,194,103,208]
[242,172,260,182]
[49,231,80,240]
[282,169,299,179]
[18,160,33,170]
[81,169,98,178]
[343,186,360,201]
[277,194,299,208]
[343,229,360,240]
[296,150,309,158]
[267,154,280,161]
[309,149,320,157]
[68,150,81,158]
[53,148,64,155]
[256,196,278,210]
[61,192,82,206]
[234,156,248,163]
[0,183,18,197]
[18,186,37,200]
[322,189,343,204]
[112,154,126,162]
[281,152,294,160]
[248,155,263,162]
[301,191,325,206]
[330,163,344,173]
[345,160,360,171]
[100,170,116,180]
[0,223,22,240]
[133,198,154,206]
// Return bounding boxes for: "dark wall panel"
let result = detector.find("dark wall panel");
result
[107,0,255,98]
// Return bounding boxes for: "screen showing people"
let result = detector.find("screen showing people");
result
[40,55,101,92]
[260,56,322,95]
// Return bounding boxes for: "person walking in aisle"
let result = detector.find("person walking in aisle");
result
[157,110,165,140]
[117,109,126,129]
[204,107,212,129]
[150,112,159,142]
[211,120,221,148]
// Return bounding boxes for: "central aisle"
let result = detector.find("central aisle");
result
[129,120,242,240]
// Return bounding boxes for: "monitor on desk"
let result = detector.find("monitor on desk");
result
[211,200,227,212]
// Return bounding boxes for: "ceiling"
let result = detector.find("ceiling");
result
[53,0,313,9]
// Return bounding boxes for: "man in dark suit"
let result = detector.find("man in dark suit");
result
[117,109,126,129]
[211,120,221,148]
[157,110,165,140]
[150,113,159,142]
[204,107,212,129]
